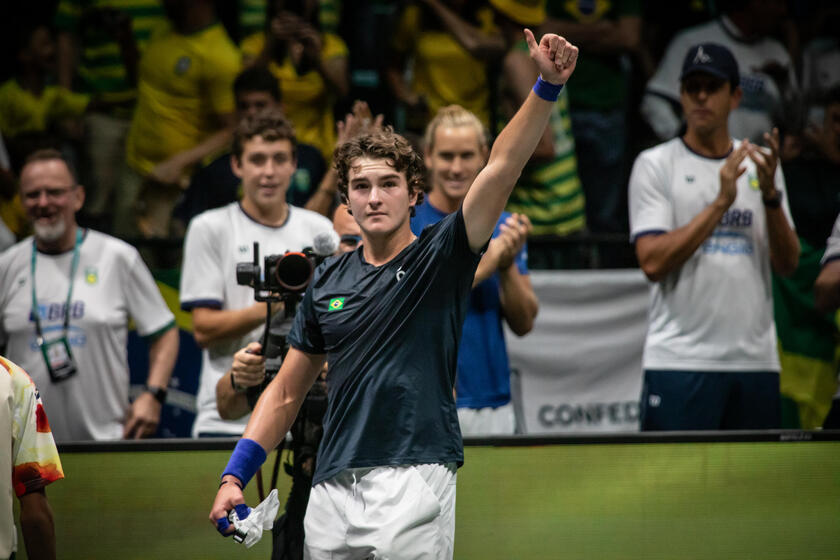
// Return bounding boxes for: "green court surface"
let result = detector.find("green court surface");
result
[14,441,840,559]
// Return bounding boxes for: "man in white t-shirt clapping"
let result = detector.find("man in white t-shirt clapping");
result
[629,43,799,430]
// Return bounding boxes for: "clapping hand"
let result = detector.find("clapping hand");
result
[747,128,781,198]
[718,141,750,208]
[491,213,532,270]
[336,100,385,146]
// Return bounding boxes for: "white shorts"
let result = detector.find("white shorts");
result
[457,402,516,436]
[304,463,457,560]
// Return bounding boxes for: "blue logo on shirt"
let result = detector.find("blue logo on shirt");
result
[29,301,85,322]
[702,209,755,255]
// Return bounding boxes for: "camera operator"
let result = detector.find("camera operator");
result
[216,203,360,420]
[180,109,333,438]
[215,207,353,559]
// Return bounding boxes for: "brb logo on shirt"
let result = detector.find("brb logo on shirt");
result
[27,300,88,350]
[702,209,754,255]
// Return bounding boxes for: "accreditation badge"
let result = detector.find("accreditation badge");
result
[39,336,78,382]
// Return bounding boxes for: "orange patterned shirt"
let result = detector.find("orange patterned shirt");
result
[1,355,64,496]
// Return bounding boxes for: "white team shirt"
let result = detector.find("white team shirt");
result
[821,214,840,265]
[642,16,798,142]
[629,138,795,372]
[180,202,333,436]
[0,230,175,441]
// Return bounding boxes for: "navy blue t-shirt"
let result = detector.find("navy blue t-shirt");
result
[288,209,481,485]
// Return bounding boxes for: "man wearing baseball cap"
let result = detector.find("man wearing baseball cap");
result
[628,43,800,430]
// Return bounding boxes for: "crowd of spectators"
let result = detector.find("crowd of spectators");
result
[1,0,839,445]
[0,1,837,249]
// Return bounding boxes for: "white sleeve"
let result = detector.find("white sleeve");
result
[123,249,175,337]
[822,215,840,265]
[643,33,691,140]
[179,215,224,309]
[646,32,689,101]
[628,150,673,240]
[640,93,682,140]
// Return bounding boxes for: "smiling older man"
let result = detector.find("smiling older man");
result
[0,149,178,441]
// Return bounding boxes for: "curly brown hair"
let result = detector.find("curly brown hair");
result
[232,108,297,161]
[334,127,429,207]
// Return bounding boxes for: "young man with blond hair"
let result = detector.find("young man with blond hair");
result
[413,104,538,436]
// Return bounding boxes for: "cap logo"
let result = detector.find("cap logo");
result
[693,46,712,64]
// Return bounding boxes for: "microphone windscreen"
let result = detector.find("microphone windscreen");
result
[312,230,340,256]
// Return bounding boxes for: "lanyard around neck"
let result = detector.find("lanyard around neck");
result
[30,228,83,343]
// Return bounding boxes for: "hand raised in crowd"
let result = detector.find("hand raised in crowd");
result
[269,11,301,43]
[336,100,385,146]
[269,11,322,67]
[123,391,161,439]
[149,154,190,188]
[231,342,267,389]
[717,141,750,208]
[524,29,578,86]
[296,22,323,58]
[491,213,532,270]
[747,128,781,197]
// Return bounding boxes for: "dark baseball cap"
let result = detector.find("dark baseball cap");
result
[680,43,740,87]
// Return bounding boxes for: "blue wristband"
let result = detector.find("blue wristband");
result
[221,438,267,487]
[532,76,563,102]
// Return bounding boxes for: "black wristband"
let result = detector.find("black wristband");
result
[145,385,167,404]
[230,372,247,393]
[762,190,782,209]
[219,478,244,490]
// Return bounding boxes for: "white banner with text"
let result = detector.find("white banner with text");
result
[507,270,650,433]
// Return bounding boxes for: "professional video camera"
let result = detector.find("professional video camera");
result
[235,231,338,406]
[234,231,338,558]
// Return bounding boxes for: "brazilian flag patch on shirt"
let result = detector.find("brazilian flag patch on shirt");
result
[85,266,98,285]
[328,297,345,311]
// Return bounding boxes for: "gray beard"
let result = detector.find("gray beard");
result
[33,217,67,244]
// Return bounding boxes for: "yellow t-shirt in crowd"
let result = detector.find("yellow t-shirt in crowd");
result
[125,22,241,176]
[391,5,495,129]
[241,32,348,161]
[0,195,28,238]
[0,80,90,138]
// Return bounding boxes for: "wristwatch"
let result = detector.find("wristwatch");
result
[145,385,168,404]
[762,189,783,209]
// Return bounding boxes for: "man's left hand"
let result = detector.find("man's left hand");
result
[496,213,532,270]
[123,392,161,439]
[149,155,189,188]
[747,128,780,197]
[524,29,578,86]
